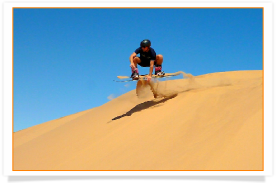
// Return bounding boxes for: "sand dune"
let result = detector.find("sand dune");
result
[13,70,263,171]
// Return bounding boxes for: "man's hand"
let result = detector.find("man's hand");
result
[147,75,152,82]
[130,63,136,70]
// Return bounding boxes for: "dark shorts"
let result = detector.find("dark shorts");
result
[137,57,156,67]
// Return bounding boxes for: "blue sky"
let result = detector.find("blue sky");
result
[13,8,263,132]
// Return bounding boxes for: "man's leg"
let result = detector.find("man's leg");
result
[155,54,163,65]
[131,57,141,79]
[155,54,164,75]
[133,57,141,67]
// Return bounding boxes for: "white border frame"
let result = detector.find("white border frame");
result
[3,1,273,176]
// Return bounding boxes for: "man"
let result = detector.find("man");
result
[129,39,164,81]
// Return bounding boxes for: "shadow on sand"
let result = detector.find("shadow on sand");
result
[109,94,177,122]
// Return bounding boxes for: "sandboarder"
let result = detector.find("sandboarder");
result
[129,39,165,81]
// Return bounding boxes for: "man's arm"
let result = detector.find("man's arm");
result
[149,60,155,77]
[129,52,137,64]
[149,48,156,76]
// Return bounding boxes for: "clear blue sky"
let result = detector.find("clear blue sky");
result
[13,8,263,132]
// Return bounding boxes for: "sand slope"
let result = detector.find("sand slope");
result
[13,70,263,170]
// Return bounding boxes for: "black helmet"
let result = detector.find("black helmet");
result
[140,39,151,47]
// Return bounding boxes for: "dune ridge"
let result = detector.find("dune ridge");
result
[13,70,263,171]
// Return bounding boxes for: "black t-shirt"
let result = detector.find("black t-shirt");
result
[135,47,156,61]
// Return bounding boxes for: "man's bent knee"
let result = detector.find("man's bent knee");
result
[133,57,141,64]
[157,54,163,60]
[156,54,163,65]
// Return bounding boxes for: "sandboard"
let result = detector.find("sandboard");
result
[114,71,184,83]
[117,71,183,80]
[116,71,185,98]
[115,71,190,98]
